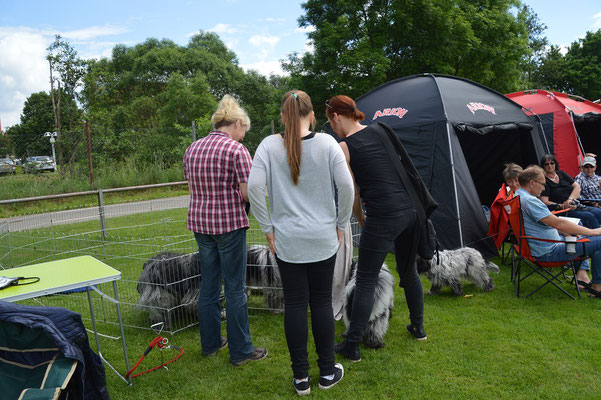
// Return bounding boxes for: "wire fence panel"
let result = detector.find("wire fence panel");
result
[1,188,360,335]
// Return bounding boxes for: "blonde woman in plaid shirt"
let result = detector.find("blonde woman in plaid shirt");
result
[184,95,267,366]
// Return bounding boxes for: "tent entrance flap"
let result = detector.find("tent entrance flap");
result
[573,113,601,156]
[453,123,539,207]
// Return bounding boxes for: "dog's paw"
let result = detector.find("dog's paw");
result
[364,339,386,349]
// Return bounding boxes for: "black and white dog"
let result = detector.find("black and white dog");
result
[136,245,283,325]
[417,247,499,296]
[342,261,395,349]
[136,251,202,326]
[245,245,283,310]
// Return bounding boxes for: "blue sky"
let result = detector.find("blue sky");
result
[1,0,600,129]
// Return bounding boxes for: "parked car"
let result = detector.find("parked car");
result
[0,158,16,175]
[23,156,56,173]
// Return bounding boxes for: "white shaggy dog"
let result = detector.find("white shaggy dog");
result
[342,261,395,349]
[417,247,499,296]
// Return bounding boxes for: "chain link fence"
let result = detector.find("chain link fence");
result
[0,183,360,335]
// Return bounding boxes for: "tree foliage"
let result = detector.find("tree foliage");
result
[285,0,545,112]
[531,30,601,100]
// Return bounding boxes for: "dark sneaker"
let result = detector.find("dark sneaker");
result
[293,376,311,396]
[406,324,427,340]
[202,337,228,357]
[335,341,361,362]
[231,347,268,366]
[318,363,344,390]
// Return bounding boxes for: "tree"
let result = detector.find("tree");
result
[285,0,545,113]
[565,30,601,100]
[46,35,86,171]
[531,45,568,91]
[6,91,80,159]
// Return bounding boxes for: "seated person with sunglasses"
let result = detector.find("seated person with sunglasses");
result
[575,156,601,208]
[539,154,601,229]
[517,166,601,297]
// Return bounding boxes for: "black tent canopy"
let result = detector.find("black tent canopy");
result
[354,74,547,258]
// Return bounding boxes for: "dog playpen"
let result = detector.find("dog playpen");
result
[0,183,361,337]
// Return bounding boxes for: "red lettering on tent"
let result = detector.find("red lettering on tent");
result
[372,107,408,120]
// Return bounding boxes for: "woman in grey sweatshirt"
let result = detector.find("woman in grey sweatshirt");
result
[248,90,354,395]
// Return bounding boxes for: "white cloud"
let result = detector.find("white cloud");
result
[240,60,286,77]
[0,30,50,128]
[60,25,128,41]
[295,25,315,34]
[208,23,239,34]
[593,11,601,29]
[249,34,280,48]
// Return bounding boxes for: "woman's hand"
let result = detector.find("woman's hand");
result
[562,199,576,210]
[337,228,344,247]
[266,232,276,255]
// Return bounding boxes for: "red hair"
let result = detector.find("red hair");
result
[325,95,365,121]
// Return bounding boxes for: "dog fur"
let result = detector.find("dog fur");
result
[342,261,395,349]
[245,245,284,310]
[136,251,202,327]
[417,247,499,296]
[136,245,283,326]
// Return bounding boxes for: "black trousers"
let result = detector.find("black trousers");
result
[276,254,337,379]
[346,209,424,344]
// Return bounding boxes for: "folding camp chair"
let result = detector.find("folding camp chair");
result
[502,195,588,299]
[0,320,78,400]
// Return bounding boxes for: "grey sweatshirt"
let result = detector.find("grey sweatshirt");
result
[248,132,354,263]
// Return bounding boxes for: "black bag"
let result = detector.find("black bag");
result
[372,123,439,260]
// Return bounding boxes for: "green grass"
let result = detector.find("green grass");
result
[0,160,186,218]
[94,254,601,400]
[2,211,601,399]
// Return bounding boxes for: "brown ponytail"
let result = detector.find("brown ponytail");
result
[325,95,365,121]
[281,90,314,185]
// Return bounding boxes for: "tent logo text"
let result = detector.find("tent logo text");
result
[372,107,408,120]
[467,102,496,115]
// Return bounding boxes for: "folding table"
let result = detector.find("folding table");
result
[0,255,132,384]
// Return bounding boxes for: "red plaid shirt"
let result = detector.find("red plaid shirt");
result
[184,131,252,234]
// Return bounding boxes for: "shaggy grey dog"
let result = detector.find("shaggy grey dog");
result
[136,245,283,326]
[343,261,395,349]
[245,245,283,310]
[136,251,202,326]
[417,247,499,296]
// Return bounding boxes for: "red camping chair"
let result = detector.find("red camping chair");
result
[488,183,513,263]
[502,195,588,299]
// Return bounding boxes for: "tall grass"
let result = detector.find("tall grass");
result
[0,159,184,201]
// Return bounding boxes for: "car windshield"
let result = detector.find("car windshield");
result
[30,156,51,161]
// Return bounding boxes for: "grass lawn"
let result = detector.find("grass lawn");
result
[98,253,600,399]
[3,209,600,399]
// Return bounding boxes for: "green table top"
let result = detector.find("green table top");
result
[0,255,120,302]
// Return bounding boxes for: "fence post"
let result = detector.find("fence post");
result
[192,120,196,142]
[97,188,107,241]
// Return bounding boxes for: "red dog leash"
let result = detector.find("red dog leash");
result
[125,324,185,379]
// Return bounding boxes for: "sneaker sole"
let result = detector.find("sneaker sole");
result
[295,388,311,396]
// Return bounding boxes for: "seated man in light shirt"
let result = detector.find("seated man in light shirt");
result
[575,156,601,207]
[516,166,601,297]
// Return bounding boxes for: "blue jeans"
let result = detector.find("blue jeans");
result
[195,229,254,362]
[565,207,601,229]
[536,235,601,284]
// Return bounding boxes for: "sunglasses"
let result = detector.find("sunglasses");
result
[543,161,555,166]
[325,100,333,109]
[583,165,595,169]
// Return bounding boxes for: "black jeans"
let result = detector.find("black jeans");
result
[346,209,424,344]
[276,254,337,379]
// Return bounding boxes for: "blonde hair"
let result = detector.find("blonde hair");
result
[281,90,314,185]
[211,95,251,130]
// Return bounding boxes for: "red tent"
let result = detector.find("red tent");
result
[506,90,601,176]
